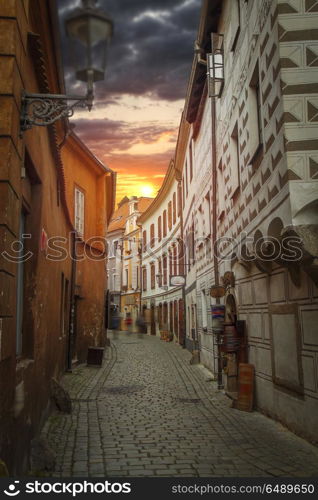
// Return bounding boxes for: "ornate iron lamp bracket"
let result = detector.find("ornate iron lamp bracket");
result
[20,91,93,134]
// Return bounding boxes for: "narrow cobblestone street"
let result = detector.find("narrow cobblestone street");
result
[43,332,318,478]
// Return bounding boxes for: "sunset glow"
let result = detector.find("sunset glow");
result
[73,95,181,203]
[59,0,201,204]
[139,184,157,198]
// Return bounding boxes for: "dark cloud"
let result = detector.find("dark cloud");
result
[57,0,201,200]
[73,118,177,153]
[57,0,201,101]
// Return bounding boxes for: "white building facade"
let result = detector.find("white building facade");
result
[106,196,153,329]
[139,161,185,342]
[106,197,129,325]
[174,0,318,442]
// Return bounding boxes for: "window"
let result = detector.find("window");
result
[201,290,208,330]
[142,267,147,291]
[75,187,85,236]
[173,192,176,224]
[173,245,177,275]
[178,239,184,276]
[177,183,182,216]
[249,61,263,160]
[150,224,155,248]
[189,223,195,265]
[142,230,147,251]
[163,210,167,237]
[158,215,162,241]
[163,255,167,285]
[113,240,119,257]
[168,201,172,230]
[150,263,156,289]
[230,122,240,199]
[136,266,139,289]
[158,258,162,287]
[132,263,138,289]
[189,140,193,182]
[185,160,188,196]
[169,249,173,278]
[158,304,163,328]
[124,268,128,287]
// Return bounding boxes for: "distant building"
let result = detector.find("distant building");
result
[138,160,185,341]
[106,197,129,327]
[106,197,153,330]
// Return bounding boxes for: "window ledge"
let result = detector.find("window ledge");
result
[16,357,34,371]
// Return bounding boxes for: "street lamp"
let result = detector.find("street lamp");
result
[207,33,224,98]
[20,0,113,132]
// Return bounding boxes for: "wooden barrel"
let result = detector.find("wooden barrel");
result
[223,322,240,352]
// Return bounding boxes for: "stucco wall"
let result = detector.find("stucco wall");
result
[0,0,73,473]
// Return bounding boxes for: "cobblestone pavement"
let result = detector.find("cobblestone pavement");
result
[43,331,318,477]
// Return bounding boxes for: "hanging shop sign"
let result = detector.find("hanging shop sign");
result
[169,275,186,287]
[210,285,226,298]
[211,305,225,331]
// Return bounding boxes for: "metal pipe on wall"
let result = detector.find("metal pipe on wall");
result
[211,93,223,390]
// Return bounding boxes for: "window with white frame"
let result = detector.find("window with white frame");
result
[124,268,128,287]
[201,290,208,330]
[75,187,85,236]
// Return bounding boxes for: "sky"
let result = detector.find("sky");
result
[57,0,201,203]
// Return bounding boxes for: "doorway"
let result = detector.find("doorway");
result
[178,299,185,346]
[173,300,178,341]
[225,294,237,323]
[163,303,168,330]
[169,302,173,334]
[150,304,156,335]
[224,294,239,394]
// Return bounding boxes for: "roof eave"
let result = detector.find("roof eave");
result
[184,0,222,124]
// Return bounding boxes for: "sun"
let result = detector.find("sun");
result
[139,184,155,197]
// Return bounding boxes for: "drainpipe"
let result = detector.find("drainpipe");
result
[67,231,77,371]
[136,223,143,317]
[177,180,187,349]
[211,95,223,390]
[139,244,143,314]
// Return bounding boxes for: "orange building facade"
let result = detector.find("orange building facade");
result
[61,132,116,363]
[0,0,115,474]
